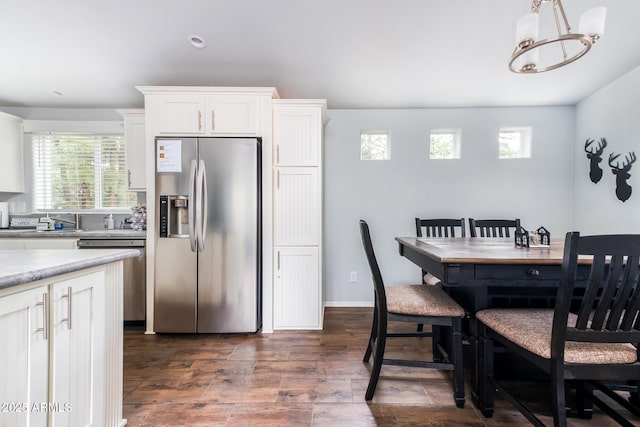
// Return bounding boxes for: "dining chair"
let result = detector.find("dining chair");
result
[414,217,466,334]
[359,220,466,407]
[476,232,640,426]
[415,217,466,284]
[468,218,520,238]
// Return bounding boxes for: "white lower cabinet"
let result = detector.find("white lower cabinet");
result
[0,269,107,427]
[273,247,321,329]
[50,271,105,427]
[0,286,49,427]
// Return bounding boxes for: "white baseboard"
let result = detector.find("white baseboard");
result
[324,301,373,308]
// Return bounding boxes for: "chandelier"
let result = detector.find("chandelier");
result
[509,0,606,73]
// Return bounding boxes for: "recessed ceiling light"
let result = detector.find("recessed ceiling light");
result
[187,34,206,49]
[49,90,64,97]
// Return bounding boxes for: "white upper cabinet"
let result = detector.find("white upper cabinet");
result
[156,95,205,134]
[206,95,258,135]
[273,105,322,167]
[0,111,25,193]
[154,93,259,136]
[117,109,146,190]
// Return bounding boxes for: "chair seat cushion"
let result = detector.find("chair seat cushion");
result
[477,309,637,364]
[423,273,442,286]
[386,284,465,318]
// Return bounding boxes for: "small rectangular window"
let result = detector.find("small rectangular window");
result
[360,131,390,160]
[499,127,532,159]
[429,129,461,159]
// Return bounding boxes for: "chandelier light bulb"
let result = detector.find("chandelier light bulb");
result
[516,13,539,47]
[579,7,607,40]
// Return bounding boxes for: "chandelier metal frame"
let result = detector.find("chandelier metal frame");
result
[509,0,603,73]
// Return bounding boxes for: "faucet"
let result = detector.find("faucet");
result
[50,213,81,230]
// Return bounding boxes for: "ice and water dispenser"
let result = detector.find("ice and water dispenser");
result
[159,195,189,238]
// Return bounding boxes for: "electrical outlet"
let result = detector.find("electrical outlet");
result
[349,271,357,283]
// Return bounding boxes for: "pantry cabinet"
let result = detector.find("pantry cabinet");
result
[117,109,146,190]
[272,100,326,330]
[0,111,25,193]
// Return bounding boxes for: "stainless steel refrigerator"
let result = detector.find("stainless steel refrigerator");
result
[154,137,261,333]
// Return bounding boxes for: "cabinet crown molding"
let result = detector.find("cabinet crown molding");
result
[136,86,280,99]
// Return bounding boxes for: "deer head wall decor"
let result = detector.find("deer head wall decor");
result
[609,151,636,202]
[584,138,607,183]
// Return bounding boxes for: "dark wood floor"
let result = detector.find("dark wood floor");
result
[123,307,636,426]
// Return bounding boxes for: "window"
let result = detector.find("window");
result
[32,133,136,210]
[429,129,461,159]
[499,127,532,159]
[360,130,390,160]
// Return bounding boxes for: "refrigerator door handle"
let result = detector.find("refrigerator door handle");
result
[196,159,207,252]
[188,159,197,252]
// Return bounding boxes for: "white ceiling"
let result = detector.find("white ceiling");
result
[2,0,639,109]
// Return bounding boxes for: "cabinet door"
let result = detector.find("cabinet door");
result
[0,286,49,427]
[157,95,205,134]
[125,113,146,190]
[0,112,25,193]
[206,95,258,135]
[273,106,321,166]
[273,167,320,246]
[273,247,321,329]
[51,271,105,427]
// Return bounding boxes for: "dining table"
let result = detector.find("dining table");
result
[395,235,588,413]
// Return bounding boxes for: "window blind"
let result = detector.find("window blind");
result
[32,133,136,210]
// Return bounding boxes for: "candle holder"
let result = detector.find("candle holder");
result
[515,226,530,248]
[516,226,551,248]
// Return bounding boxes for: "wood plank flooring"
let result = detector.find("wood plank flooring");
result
[123,307,637,426]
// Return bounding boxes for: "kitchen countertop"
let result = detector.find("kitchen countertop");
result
[0,228,146,239]
[0,248,141,290]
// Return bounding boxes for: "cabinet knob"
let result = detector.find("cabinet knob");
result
[527,268,540,277]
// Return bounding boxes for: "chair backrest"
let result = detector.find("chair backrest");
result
[415,218,466,238]
[553,232,640,357]
[468,218,521,238]
[359,220,387,309]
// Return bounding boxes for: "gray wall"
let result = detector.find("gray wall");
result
[573,65,640,234]
[324,107,575,305]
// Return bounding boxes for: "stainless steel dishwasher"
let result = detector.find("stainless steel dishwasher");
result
[77,238,146,325]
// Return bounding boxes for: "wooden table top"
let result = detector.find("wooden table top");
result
[395,236,571,265]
